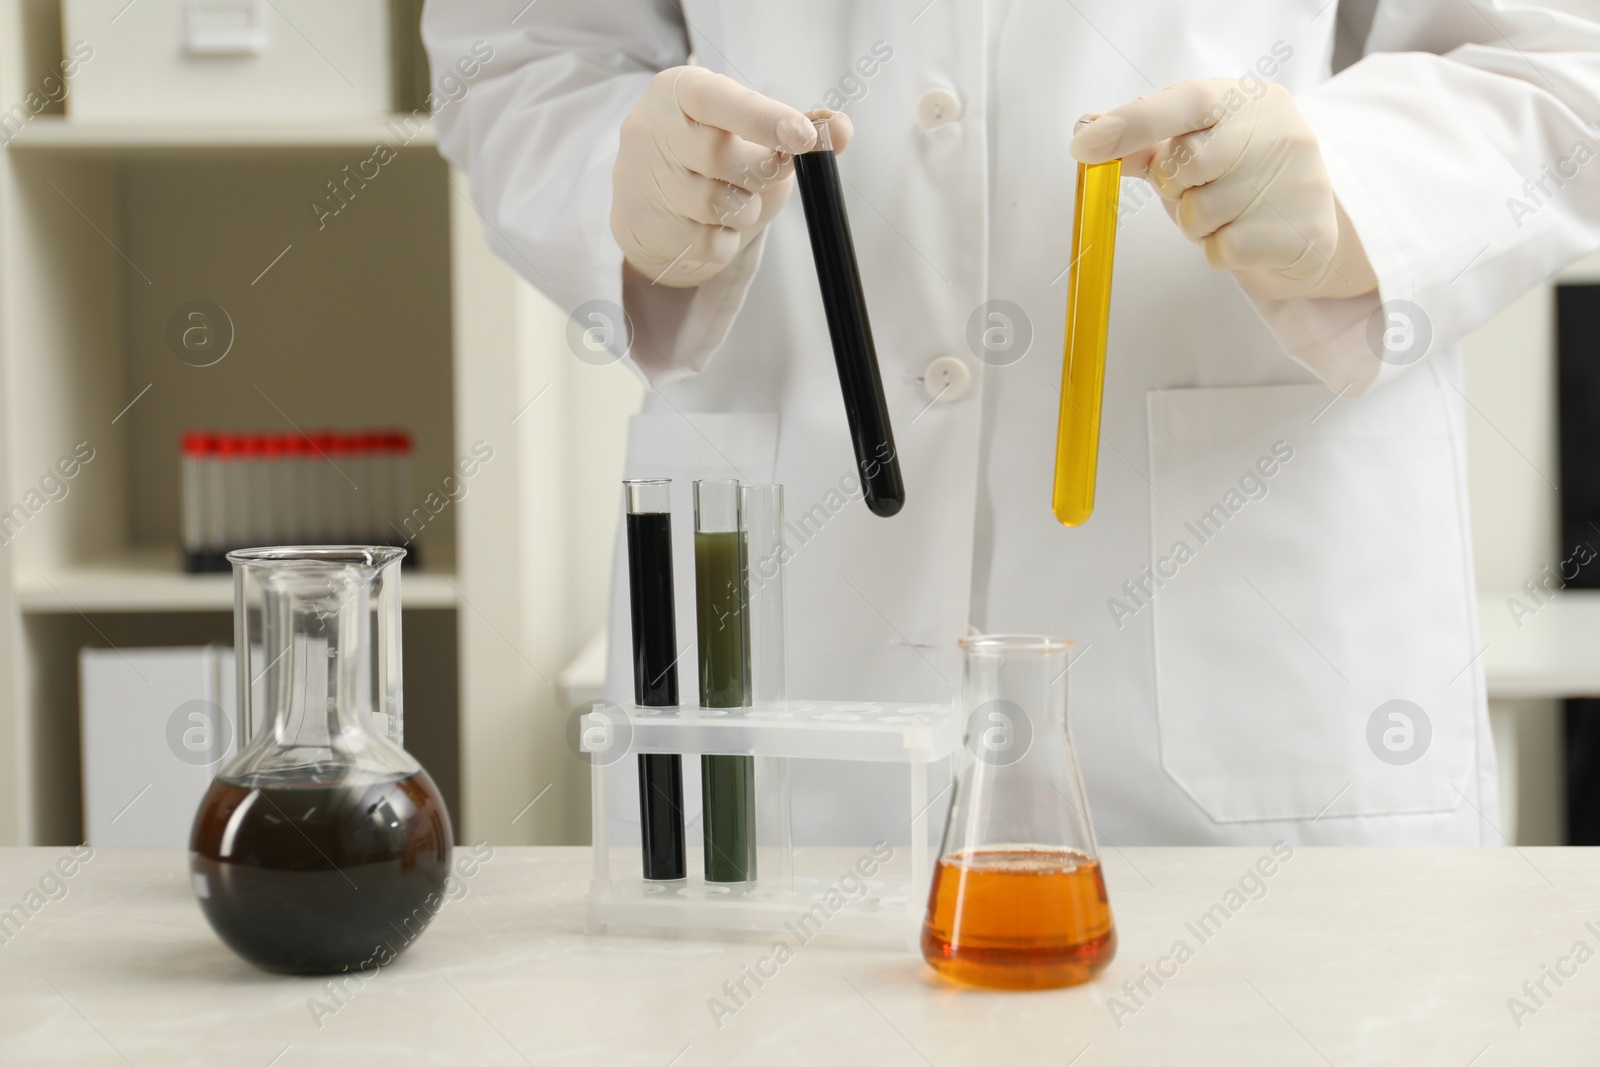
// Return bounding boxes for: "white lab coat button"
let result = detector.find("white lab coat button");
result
[923,356,972,402]
[916,89,962,131]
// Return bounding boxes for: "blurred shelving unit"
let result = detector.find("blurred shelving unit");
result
[1480,591,1600,699]
[0,0,624,850]
[5,116,438,153]
[11,546,459,613]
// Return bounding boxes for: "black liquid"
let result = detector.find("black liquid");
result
[795,146,905,518]
[625,509,687,881]
[189,770,452,974]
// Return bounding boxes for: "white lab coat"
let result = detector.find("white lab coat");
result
[425,0,1600,845]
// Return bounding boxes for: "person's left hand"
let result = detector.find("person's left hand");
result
[1072,79,1377,301]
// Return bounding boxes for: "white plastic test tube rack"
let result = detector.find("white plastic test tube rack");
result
[583,697,961,946]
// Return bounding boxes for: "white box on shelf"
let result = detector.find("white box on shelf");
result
[62,0,392,123]
[583,699,961,948]
[80,645,237,846]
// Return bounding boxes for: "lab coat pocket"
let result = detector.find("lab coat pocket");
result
[1146,383,1477,824]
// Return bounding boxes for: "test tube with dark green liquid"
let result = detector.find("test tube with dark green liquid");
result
[694,479,756,883]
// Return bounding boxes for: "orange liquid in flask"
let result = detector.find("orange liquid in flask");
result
[921,847,1116,990]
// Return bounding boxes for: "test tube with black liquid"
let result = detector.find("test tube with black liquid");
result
[794,113,905,518]
[623,479,687,881]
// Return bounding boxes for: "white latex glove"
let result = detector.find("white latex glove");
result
[1072,79,1376,301]
[612,67,853,289]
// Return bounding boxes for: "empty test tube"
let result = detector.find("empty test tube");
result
[795,113,905,519]
[330,433,360,542]
[267,435,299,545]
[202,437,225,566]
[740,484,786,709]
[372,431,395,545]
[241,435,270,547]
[181,433,206,569]
[349,433,376,543]
[1051,133,1121,528]
[290,434,318,543]
[388,431,413,552]
[216,436,247,558]
[741,483,792,892]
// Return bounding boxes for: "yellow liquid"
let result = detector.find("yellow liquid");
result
[1052,159,1121,527]
[921,847,1116,990]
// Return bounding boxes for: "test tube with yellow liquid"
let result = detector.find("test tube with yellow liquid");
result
[1051,145,1121,527]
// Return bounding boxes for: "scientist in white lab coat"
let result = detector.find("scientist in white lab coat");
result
[424,1,1600,846]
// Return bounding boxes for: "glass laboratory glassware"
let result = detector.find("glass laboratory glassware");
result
[795,111,905,518]
[922,634,1116,989]
[740,483,793,892]
[190,546,453,974]
[625,479,688,881]
[694,479,756,883]
[1052,130,1121,527]
[180,432,211,571]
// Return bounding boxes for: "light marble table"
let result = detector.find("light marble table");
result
[0,845,1595,1066]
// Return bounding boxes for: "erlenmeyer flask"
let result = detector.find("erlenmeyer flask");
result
[921,634,1116,989]
[189,546,453,974]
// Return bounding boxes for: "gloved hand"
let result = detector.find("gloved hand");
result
[612,67,853,288]
[1072,79,1376,301]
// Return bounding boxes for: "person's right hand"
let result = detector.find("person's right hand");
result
[612,67,852,288]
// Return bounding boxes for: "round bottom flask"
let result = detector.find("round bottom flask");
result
[191,547,453,974]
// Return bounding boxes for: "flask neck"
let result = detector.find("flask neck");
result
[942,634,1097,864]
[226,555,413,783]
[260,568,376,753]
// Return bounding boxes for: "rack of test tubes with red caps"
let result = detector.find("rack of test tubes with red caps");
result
[179,430,416,573]
[582,478,961,947]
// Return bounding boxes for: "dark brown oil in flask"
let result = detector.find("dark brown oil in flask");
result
[190,769,452,974]
[922,846,1115,990]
